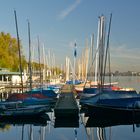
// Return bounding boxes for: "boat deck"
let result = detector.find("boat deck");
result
[54,85,79,118]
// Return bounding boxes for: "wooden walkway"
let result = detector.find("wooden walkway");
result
[54,84,79,118]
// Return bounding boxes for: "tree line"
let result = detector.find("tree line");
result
[0,32,62,75]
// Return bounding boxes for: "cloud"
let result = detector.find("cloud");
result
[110,44,140,60]
[58,0,81,20]
[109,44,140,71]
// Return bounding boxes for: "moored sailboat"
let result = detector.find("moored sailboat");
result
[80,14,140,119]
[0,101,50,118]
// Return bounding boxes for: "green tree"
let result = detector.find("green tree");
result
[0,32,27,71]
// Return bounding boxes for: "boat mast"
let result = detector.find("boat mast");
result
[37,37,42,89]
[42,44,46,82]
[95,18,100,85]
[27,20,32,92]
[91,34,94,67]
[90,34,94,85]
[85,40,89,82]
[99,15,106,88]
[103,13,112,86]
[97,15,106,91]
[14,10,23,93]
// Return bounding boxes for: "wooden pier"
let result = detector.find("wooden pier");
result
[54,85,79,118]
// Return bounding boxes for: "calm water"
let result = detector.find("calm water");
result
[0,76,140,140]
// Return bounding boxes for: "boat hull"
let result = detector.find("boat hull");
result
[85,104,140,119]
[0,105,49,118]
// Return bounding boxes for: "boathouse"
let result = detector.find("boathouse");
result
[0,68,27,85]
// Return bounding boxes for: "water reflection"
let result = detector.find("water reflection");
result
[54,116,79,128]
[86,114,140,129]
[0,114,50,127]
[80,111,140,140]
[0,111,80,140]
[0,111,140,140]
[0,113,50,140]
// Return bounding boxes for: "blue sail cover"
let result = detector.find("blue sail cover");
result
[97,97,140,108]
[66,80,82,85]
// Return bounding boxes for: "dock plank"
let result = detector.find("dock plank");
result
[54,85,79,118]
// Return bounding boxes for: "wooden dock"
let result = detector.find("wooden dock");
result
[54,85,79,118]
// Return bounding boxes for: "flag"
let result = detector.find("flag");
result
[74,42,77,57]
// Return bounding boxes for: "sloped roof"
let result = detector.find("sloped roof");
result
[0,71,21,75]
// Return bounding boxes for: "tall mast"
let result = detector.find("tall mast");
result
[14,10,23,93]
[89,34,94,81]
[99,16,106,88]
[96,15,106,91]
[37,37,42,89]
[42,44,46,82]
[85,40,89,81]
[95,18,100,84]
[103,13,112,86]
[91,34,94,65]
[28,20,32,92]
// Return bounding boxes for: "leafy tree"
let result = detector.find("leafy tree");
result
[0,32,61,75]
[0,32,27,71]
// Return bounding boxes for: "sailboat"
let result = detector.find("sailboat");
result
[80,14,140,118]
[0,101,48,118]
[0,11,54,118]
[6,17,57,108]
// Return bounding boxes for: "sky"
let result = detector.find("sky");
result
[0,0,140,72]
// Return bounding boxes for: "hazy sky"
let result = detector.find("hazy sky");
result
[0,0,140,72]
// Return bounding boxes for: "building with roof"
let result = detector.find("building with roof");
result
[0,68,27,85]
